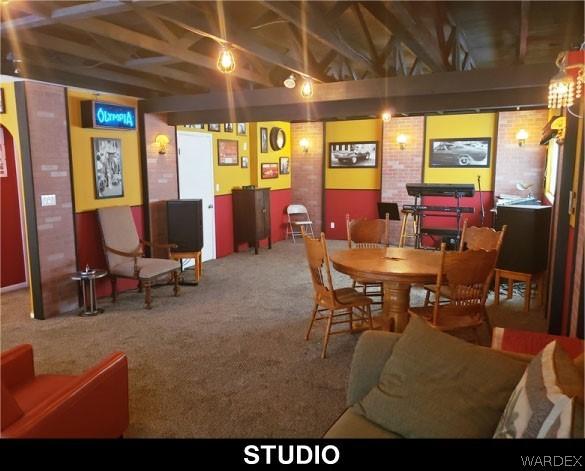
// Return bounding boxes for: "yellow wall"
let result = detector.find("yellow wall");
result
[0,81,21,152]
[424,113,497,191]
[68,89,142,212]
[177,123,252,196]
[325,119,381,190]
[253,121,291,190]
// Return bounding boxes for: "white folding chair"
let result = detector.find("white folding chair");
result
[287,204,314,243]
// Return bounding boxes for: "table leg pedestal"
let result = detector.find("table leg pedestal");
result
[382,281,411,332]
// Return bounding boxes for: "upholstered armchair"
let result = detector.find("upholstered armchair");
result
[1,344,129,438]
[97,205,181,309]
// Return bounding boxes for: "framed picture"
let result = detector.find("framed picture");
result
[241,156,249,168]
[261,162,278,179]
[92,137,124,199]
[218,139,239,166]
[329,141,378,168]
[0,88,4,114]
[184,124,203,129]
[224,123,233,133]
[0,130,6,177]
[260,127,268,153]
[237,123,247,135]
[279,156,289,175]
[208,123,220,132]
[429,138,491,168]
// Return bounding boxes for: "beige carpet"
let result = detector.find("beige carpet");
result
[0,240,547,437]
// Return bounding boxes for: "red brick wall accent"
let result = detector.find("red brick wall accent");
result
[570,187,584,336]
[24,82,78,317]
[494,110,548,200]
[381,116,425,244]
[291,122,323,235]
[144,113,178,258]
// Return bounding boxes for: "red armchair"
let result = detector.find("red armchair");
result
[1,344,129,438]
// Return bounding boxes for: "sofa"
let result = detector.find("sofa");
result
[325,320,583,438]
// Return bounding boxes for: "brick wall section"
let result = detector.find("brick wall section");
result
[494,110,548,200]
[381,116,425,244]
[144,113,178,258]
[291,122,323,235]
[25,82,78,317]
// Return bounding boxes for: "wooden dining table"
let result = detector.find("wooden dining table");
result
[330,247,442,332]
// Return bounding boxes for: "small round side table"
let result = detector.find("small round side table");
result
[71,269,108,316]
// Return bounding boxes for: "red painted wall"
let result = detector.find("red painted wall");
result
[420,191,494,248]
[75,205,144,298]
[324,189,381,239]
[268,188,291,245]
[1,126,26,288]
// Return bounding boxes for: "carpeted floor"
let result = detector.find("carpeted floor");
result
[0,240,547,437]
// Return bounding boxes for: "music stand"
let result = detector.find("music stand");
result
[377,202,400,221]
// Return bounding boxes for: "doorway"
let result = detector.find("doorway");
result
[176,131,216,262]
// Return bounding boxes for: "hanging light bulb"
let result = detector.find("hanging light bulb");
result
[382,111,392,122]
[547,51,584,109]
[217,45,235,74]
[300,77,313,98]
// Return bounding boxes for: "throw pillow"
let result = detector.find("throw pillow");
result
[494,341,584,438]
[353,315,528,438]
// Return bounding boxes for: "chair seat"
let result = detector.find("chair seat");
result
[12,375,75,413]
[334,287,372,306]
[423,283,451,297]
[408,305,484,331]
[111,257,180,280]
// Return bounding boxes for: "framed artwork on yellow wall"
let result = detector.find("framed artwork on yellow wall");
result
[218,139,239,166]
[241,156,249,168]
[429,138,491,168]
[92,137,124,199]
[237,123,247,135]
[261,163,278,179]
[224,123,234,133]
[329,141,377,168]
[279,157,289,175]
[208,123,220,132]
[260,127,268,153]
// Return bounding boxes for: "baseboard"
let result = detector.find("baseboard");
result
[1,282,28,294]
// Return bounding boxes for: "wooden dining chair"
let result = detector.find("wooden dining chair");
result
[409,243,499,344]
[302,229,374,359]
[346,213,390,306]
[423,221,506,306]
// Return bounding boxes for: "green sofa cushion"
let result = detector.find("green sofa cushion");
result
[353,316,528,438]
[324,408,403,439]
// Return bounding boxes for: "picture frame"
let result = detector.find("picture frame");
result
[329,141,378,168]
[0,129,7,177]
[92,137,124,199]
[183,124,203,129]
[279,156,289,175]
[241,156,249,168]
[429,137,491,168]
[261,162,278,179]
[237,123,247,135]
[208,123,220,132]
[260,127,268,153]
[224,123,234,133]
[217,139,239,166]
[0,88,5,114]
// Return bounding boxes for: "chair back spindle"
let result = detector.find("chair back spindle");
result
[346,213,390,249]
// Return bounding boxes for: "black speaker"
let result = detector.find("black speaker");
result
[166,199,203,252]
[495,205,552,274]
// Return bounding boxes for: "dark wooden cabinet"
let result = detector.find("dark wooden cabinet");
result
[232,188,271,254]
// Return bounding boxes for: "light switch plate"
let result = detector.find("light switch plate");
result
[330,222,335,229]
[215,183,220,192]
[41,194,56,206]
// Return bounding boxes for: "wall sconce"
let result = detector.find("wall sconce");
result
[155,134,170,155]
[396,134,407,150]
[516,129,528,147]
[382,111,392,122]
[299,138,309,153]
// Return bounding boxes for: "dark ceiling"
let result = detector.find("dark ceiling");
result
[1,1,583,98]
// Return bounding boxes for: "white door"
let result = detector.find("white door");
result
[177,132,216,262]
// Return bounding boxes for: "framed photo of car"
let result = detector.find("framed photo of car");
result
[92,137,124,199]
[429,138,491,168]
[329,141,378,168]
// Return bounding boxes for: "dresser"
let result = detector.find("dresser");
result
[232,188,272,254]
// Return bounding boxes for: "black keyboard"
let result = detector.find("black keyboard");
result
[403,204,474,214]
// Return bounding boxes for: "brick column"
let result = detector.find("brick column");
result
[381,116,425,244]
[494,110,548,200]
[144,113,178,258]
[291,122,324,235]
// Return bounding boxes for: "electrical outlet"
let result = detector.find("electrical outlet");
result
[215,183,220,192]
[41,194,56,206]
[330,222,335,229]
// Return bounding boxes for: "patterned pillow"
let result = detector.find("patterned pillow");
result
[494,341,583,438]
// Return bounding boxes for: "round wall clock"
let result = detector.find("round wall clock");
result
[269,127,286,151]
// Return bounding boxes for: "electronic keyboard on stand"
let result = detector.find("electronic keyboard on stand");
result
[404,183,475,249]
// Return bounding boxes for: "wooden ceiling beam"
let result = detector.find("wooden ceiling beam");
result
[261,1,379,75]
[519,1,530,64]
[66,17,271,87]
[142,63,555,114]
[353,3,381,68]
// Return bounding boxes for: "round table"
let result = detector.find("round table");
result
[71,269,108,316]
[330,247,442,332]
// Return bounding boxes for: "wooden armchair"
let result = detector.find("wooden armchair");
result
[97,205,181,309]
